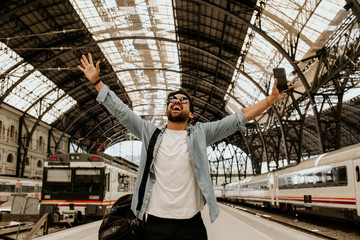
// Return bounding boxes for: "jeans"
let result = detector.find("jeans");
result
[144,212,208,240]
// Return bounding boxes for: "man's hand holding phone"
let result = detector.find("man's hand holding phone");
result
[273,67,289,91]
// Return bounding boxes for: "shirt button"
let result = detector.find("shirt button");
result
[152,179,155,183]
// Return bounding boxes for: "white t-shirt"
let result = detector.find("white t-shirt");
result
[146,128,204,219]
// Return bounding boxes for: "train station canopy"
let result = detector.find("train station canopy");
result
[1,0,359,174]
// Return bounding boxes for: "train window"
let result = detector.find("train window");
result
[306,174,316,185]
[47,169,71,182]
[75,169,101,184]
[326,169,334,184]
[0,184,15,192]
[15,184,21,193]
[356,166,360,182]
[336,167,347,185]
[118,173,130,192]
[315,172,323,184]
[278,177,291,189]
[299,175,304,185]
[278,178,284,189]
[22,185,35,193]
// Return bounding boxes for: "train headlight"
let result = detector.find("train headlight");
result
[89,195,99,200]
[44,195,51,199]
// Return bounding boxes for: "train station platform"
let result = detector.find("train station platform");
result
[34,203,322,240]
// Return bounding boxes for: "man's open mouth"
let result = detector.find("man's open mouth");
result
[172,105,181,111]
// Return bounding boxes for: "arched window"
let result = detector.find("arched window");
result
[25,158,30,165]
[37,160,42,168]
[39,136,44,151]
[7,153,13,163]
[0,120,3,135]
[9,125,16,138]
[8,125,17,143]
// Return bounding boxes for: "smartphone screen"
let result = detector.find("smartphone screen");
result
[273,68,288,90]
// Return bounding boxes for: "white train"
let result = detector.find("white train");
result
[0,176,42,205]
[40,152,137,224]
[223,143,360,222]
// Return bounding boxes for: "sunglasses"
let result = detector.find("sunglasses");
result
[168,96,189,104]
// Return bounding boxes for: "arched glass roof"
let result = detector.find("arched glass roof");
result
[0,42,77,123]
[0,0,359,162]
[226,0,350,114]
[70,0,180,127]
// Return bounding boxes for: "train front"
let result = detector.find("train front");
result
[40,153,106,224]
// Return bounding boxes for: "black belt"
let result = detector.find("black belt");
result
[147,212,201,223]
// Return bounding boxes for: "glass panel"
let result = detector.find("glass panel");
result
[226,0,347,114]
[0,42,77,124]
[70,0,180,127]
[47,169,71,182]
[75,169,101,183]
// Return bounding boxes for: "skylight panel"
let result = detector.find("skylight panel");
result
[227,70,262,114]
[261,17,285,43]
[42,96,77,123]
[70,0,179,126]
[0,43,19,73]
[293,39,310,61]
[1,42,77,124]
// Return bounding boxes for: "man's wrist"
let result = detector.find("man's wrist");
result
[266,95,277,106]
[265,97,272,107]
[93,77,101,86]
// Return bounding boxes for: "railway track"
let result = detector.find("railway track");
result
[0,222,63,240]
[0,223,35,240]
[221,201,360,240]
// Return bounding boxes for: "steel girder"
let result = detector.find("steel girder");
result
[191,0,360,176]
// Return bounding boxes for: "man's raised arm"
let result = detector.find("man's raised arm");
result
[242,78,290,121]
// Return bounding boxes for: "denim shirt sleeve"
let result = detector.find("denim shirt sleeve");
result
[200,109,249,145]
[96,84,154,140]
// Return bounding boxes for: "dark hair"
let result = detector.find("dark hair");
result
[167,88,194,113]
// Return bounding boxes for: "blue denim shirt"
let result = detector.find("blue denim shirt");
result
[96,85,248,223]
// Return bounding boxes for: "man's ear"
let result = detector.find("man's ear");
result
[165,111,168,116]
[188,112,194,119]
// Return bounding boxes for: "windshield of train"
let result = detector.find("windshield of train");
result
[42,168,104,200]
[74,169,101,193]
[47,169,71,182]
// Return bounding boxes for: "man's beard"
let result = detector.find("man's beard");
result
[167,109,188,122]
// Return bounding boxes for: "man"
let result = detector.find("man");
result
[78,53,288,240]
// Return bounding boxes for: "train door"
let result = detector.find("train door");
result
[354,159,360,216]
[105,170,110,200]
[268,172,275,207]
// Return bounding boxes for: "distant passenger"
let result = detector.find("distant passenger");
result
[78,53,289,240]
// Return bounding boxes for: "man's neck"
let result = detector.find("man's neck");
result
[167,120,188,130]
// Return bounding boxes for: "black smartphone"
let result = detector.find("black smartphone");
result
[273,68,288,90]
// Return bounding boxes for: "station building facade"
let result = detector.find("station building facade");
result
[0,104,70,179]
